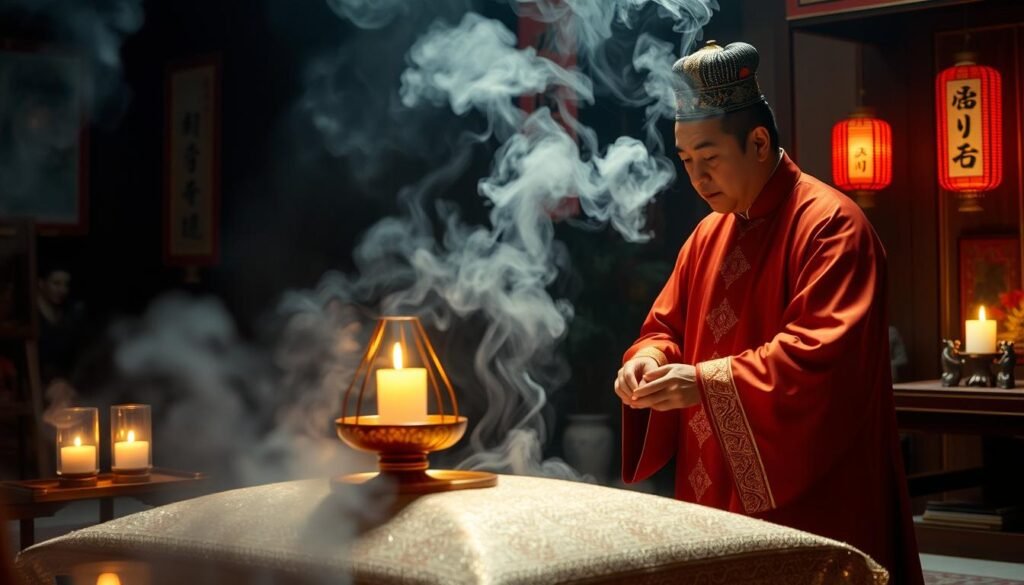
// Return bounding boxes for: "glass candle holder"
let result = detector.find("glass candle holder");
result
[111,404,152,482]
[54,407,99,486]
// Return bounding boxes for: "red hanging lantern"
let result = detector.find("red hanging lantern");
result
[935,52,1002,212]
[831,106,892,208]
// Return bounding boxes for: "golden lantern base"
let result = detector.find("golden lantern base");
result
[957,190,984,212]
[58,473,98,488]
[332,469,497,494]
[853,190,875,208]
[113,468,152,484]
[334,415,497,494]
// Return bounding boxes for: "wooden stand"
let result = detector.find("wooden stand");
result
[0,468,206,549]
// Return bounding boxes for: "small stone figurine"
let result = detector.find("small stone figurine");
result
[940,338,963,387]
[997,340,1016,389]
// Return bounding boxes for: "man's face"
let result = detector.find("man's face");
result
[674,118,761,214]
[39,271,70,306]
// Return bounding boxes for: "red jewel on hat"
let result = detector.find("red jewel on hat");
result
[738,66,751,79]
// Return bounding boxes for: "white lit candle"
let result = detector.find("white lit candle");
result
[376,343,427,424]
[96,573,122,585]
[114,430,150,470]
[60,436,96,475]
[965,305,997,354]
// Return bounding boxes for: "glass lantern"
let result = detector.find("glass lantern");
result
[54,407,99,486]
[334,316,496,493]
[111,404,152,482]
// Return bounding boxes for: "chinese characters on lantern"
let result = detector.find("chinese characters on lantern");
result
[946,78,985,178]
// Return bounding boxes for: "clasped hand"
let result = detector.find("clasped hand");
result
[613,357,701,412]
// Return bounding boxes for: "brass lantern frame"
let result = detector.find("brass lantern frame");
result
[333,316,496,494]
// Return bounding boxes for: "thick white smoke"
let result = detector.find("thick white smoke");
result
[298,4,703,477]
[399,12,593,140]
[110,294,372,488]
[325,0,415,29]
[100,0,717,488]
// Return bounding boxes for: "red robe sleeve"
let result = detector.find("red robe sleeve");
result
[695,206,889,514]
[619,238,693,483]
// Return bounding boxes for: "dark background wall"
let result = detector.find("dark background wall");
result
[23,0,1024,488]
[0,0,753,335]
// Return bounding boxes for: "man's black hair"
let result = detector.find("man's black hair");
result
[720,100,779,153]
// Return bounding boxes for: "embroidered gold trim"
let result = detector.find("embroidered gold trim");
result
[688,458,712,502]
[720,247,751,289]
[633,346,668,366]
[699,357,776,514]
[706,298,739,343]
[689,408,713,448]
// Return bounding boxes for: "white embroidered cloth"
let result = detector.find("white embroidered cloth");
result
[15,475,887,584]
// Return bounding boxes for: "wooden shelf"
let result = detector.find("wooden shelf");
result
[914,518,1024,563]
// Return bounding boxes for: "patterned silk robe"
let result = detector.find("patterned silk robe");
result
[622,154,923,585]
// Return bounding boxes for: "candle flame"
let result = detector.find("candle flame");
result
[74,436,81,447]
[127,430,135,443]
[96,573,122,585]
[979,306,987,321]
[392,342,403,370]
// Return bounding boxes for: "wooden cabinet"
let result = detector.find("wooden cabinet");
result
[894,380,1024,562]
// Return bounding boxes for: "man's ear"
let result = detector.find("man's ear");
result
[749,126,772,162]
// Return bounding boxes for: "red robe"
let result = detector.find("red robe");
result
[623,154,923,585]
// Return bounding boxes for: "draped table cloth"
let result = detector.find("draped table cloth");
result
[15,474,887,584]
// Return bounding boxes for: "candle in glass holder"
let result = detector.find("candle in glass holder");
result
[965,305,997,354]
[114,430,150,470]
[376,343,427,424]
[55,407,99,483]
[61,436,97,474]
[111,404,152,478]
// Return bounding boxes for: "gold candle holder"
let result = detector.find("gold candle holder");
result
[111,404,152,483]
[334,316,496,494]
[54,407,99,487]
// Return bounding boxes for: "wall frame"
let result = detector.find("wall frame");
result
[0,42,89,235]
[958,235,1020,339]
[163,54,221,267]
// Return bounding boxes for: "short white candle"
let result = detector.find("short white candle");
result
[965,305,997,354]
[114,430,150,470]
[96,573,122,585]
[60,436,96,475]
[376,343,427,424]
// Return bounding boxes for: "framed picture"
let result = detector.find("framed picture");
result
[163,55,221,267]
[958,235,1021,338]
[0,43,89,234]
[0,220,37,340]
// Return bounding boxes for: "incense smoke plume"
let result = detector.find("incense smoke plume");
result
[298,1,715,477]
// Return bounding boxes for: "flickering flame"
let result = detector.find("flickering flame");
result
[96,573,122,585]
[392,343,403,370]
[127,430,135,443]
[979,306,987,321]
[74,436,81,447]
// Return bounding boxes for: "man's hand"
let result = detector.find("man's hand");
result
[629,364,701,411]
[614,356,659,407]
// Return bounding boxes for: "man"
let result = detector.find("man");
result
[37,263,80,384]
[613,41,923,584]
